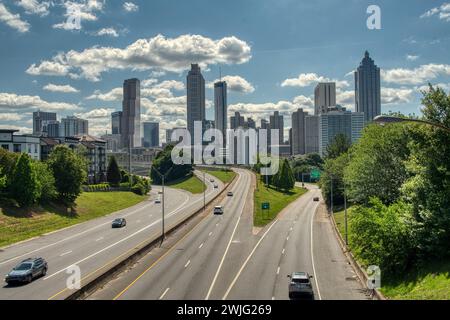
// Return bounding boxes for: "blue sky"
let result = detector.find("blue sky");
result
[0,0,449,140]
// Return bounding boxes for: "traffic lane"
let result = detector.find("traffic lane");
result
[0,189,192,300]
[110,169,249,300]
[163,170,251,300]
[223,189,319,300]
[313,203,368,300]
[0,176,222,300]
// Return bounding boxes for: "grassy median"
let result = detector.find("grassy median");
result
[201,169,236,184]
[0,192,147,248]
[254,176,308,227]
[334,208,450,300]
[167,174,206,194]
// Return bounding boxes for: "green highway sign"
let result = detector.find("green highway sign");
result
[311,169,321,180]
[262,202,270,210]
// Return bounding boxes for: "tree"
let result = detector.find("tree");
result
[344,123,413,206]
[34,161,56,204]
[276,159,295,191]
[48,145,87,205]
[10,154,39,207]
[106,156,122,186]
[0,148,18,190]
[326,133,351,159]
[400,85,450,257]
[150,144,192,184]
[320,152,348,207]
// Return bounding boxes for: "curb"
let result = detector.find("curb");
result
[64,171,238,300]
[327,205,387,300]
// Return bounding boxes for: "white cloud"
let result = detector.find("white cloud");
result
[0,113,24,121]
[123,2,139,12]
[53,0,105,31]
[75,107,115,136]
[420,2,450,22]
[26,59,71,76]
[0,3,30,33]
[207,75,255,94]
[281,73,349,89]
[94,27,119,37]
[417,83,450,92]
[381,64,450,85]
[381,88,414,105]
[27,34,252,81]
[154,80,185,91]
[16,0,51,17]
[0,92,81,111]
[406,54,419,61]
[86,87,122,101]
[43,83,79,93]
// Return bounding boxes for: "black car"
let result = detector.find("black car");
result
[112,218,127,228]
[288,272,314,300]
[5,258,48,284]
[313,197,320,202]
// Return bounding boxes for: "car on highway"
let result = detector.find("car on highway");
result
[214,184,219,189]
[227,191,234,197]
[213,206,224,215]
[112,218,127,228]
[5,258,48,285]
[288,272,314,300]
[313,197,320,202]
[210,179,215,183]
[155,197,161,204]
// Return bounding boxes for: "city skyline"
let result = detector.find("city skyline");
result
[0,1,450,143]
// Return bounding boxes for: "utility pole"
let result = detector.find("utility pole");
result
[330,176,333,214]
[344,188,348,246]
[129,135,133,189]
[151,166,173,244]
[203,171,206,212]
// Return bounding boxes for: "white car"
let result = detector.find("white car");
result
[213,206,224,215]
[155,197,161,204]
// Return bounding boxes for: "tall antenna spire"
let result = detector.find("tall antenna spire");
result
[219,66,222,82]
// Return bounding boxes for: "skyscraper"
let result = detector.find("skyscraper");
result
[305,115,319,154]
[314,82,336,115]
[142,122,160,148]
[291,108,307,155]
[122,78,141,149]
[230,112,245,130]
[318,107,365,156]
[186,64,205,144]
[61,116,89,137]
[355,51,381,122]
[111,111,122,135]
[214,81,227,138]
[33,111,57,136]
[270,111,284,145]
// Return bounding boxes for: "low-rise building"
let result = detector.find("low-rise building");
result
[0,130,41,160]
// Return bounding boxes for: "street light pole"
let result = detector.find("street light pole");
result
[330,176,333,214]
[344,187,348,246]
[374,115,450,133]
[151,166,173,244]
[203,171,206,212]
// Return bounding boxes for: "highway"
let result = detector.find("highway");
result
[90,171,368,300]
[0,171,223,300]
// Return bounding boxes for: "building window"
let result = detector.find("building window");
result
[1,144,9,151]
[13,144,21,153]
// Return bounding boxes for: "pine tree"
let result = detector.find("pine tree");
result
[279,159,295,191]
[10,154,39,207]
[107,156,122,186]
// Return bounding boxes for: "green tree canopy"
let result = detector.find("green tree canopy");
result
[150,144,192,184]
[107,156,122,186]
[48,145,87,205]
[326,133,351,159]
[10,154,39,207]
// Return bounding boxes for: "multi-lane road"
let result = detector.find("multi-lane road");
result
[89,170,369,300]
[0,171,223,300]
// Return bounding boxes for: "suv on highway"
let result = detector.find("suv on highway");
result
[288,272,314,300]
[5,258,48,285]
[213,206,224,215]
[112,218,127,228]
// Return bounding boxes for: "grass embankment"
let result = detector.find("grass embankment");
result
[167,174,206,194]
[254,176,308,227]
[201,169,236,184]
[334,208,450,300]
[0,192,147,248]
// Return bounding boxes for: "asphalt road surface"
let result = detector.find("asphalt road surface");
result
[0,171,223,300]
[91,172,368,300]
